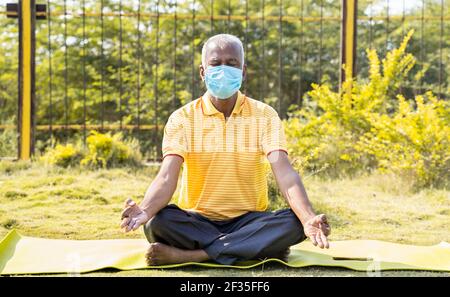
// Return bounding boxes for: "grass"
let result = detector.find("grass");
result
[0,160,449,277]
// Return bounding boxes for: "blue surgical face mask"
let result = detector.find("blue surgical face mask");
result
[204,65,243,99]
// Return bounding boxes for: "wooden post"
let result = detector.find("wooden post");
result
[340,0,357,94]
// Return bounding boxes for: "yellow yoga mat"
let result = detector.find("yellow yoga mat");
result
[0,229,449,275]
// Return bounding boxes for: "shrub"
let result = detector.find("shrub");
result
[285,30,449,188]
[355,92,450,188]
[40,131,143,169]
[80,131,142,169]
[41,143,83,168]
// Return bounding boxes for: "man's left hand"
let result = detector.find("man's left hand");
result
[303,214,331,249]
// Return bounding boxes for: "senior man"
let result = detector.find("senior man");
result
[120,34,330,266]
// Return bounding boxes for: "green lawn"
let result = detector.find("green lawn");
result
[0,160,449,276]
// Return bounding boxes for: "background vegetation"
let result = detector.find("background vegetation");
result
[0,0,448,159]
[285,31,449,189]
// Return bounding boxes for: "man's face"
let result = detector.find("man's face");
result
[199,42,247,82]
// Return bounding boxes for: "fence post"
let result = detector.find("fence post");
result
[340,0,357,94]
[18,0,36,160]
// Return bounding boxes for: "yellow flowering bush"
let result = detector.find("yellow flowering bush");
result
[285,30,449,188]
[80,131,142,168]
[356,93,449,188]
[41,143,83,168]
[41,131,142,168]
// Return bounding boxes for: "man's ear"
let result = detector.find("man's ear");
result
[242,64,247,82]
[199,64,205,81]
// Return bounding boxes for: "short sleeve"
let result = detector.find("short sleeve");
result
[162,111,187,161]
[261,106,288,156]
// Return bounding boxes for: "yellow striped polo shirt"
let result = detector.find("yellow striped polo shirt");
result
[162,90,287,221]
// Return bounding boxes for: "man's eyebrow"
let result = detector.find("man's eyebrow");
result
[226,58,239,63]
[208,57,220,62]
[207,56,239,64]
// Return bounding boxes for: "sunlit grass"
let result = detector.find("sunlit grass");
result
[0,160,448,276]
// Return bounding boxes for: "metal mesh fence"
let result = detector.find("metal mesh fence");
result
[0,0,448,160]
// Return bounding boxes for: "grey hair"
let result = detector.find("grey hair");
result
[201,34,245,68]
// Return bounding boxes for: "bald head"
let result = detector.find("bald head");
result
[201,34,245,68]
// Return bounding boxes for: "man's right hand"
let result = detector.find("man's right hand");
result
[120,198,150,232]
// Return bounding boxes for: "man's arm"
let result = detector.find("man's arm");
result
[267,150,330,248]
[120,155,183,232]
[140,155,183,218]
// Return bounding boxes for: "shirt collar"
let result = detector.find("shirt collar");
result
[201,91,246,116]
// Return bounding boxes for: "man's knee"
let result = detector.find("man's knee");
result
[277,209,306,243]
[250,210,305,260]
[143,206,174,243]
[143,217,157,243]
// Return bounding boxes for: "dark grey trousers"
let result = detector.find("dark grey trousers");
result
[143,204,306,265]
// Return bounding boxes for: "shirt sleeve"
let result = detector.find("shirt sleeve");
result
[261,106,288,156]
[162,111,187,161]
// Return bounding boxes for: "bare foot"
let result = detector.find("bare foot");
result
[145,242,209,266]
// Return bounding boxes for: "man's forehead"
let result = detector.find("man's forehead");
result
[205,42,241,60]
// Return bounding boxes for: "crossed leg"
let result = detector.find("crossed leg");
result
[143,204,306,265]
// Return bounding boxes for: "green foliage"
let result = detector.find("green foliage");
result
[41,143,84,168]
[0,160,31,175]
[0,118,17,157]
[267,172,289,211]
[356,92,450,188]
[40,131,142,169]
[2,0,448,158]
[285,30,450,188]
[80,131,142,169]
